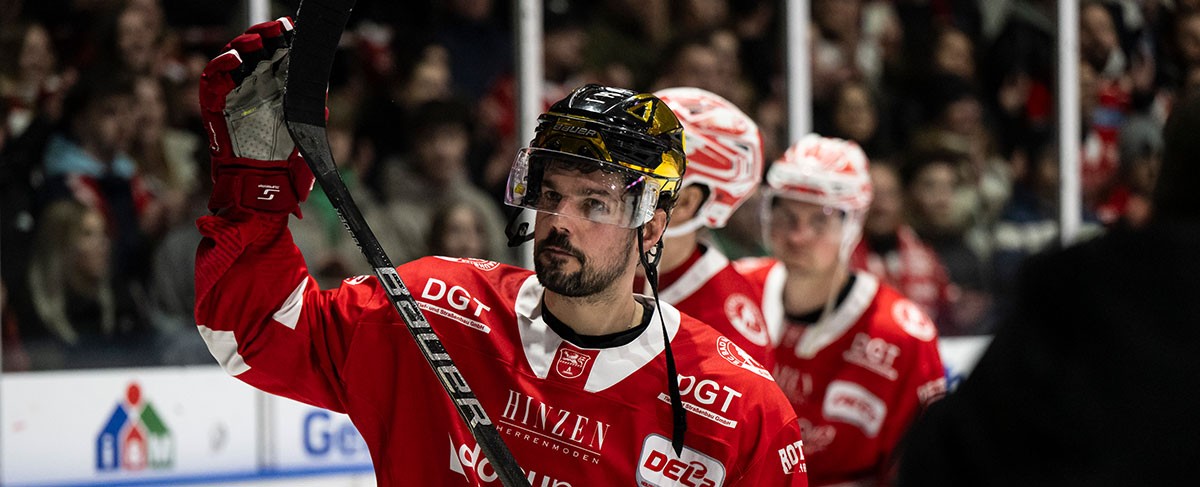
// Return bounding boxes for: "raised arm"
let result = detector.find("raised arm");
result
[192,18,385,411]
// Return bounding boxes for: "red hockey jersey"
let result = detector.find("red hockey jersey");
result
[194,214,808,487]
[648,246,773,369]
[733,258,945,486]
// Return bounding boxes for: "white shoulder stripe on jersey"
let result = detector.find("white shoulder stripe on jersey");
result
[197,325,251,376]
[657,247,729,304]
[272,278,308,330]
[762,260,789,345]
[515,275,560,380]
[793,272,879,358]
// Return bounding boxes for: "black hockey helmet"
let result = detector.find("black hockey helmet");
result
[505,84,687,230]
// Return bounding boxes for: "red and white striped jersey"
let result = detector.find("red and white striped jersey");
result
[194,214,808,487]
[734,257,945,486]
[648,246,773,369]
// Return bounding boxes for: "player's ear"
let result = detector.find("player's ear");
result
[641,208,670,249]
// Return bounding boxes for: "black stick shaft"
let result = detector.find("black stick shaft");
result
[283,2,528,485]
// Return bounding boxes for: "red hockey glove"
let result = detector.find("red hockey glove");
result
[199,17,315,217]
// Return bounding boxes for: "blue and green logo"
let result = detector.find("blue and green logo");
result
[96,383,174,472]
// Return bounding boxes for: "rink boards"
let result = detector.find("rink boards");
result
[0,336,989,486]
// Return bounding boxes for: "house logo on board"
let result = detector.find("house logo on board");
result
[96,382,174,472]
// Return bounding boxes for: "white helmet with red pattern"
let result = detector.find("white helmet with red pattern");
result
[765,134,873,213]
[763,134,874,256]
[654,87,764,237]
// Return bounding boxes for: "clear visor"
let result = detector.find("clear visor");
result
[505,148,662,228]
[759,189,860,248]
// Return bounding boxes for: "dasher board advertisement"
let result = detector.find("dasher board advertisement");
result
[2,367,259,486]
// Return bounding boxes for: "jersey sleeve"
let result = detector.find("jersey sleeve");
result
[193,212,391,413]
[729,420,809,487]
[877,326,946,482]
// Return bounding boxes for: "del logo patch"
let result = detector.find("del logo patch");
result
[636,434,726,487]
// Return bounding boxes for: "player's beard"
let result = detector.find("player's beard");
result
[535,229,633,297]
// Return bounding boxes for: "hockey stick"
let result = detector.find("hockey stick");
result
[282,2,529,486]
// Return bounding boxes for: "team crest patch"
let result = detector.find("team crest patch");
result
[724,294,769,346]
[716,337,773,381]
[892,300,937,342]
[555,348,591,379]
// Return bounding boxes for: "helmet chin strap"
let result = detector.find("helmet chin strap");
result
[637,223,687,456]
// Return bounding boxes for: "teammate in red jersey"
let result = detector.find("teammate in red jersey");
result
[642,87,772,367]
[193,20,806,487]
[734,135,944,486]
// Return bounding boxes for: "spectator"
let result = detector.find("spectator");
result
[359,43,453,175]
[932,26,977,81]
[24,200,153,369]
[39,70,152,297]
[1,20,65,341]
[822,80,893,159]
[991,134,1103,313]
[434,0,512,101]
[103,0,166,78]
[292,115,402,289]
[1103,115,1163,228]
[902,149,994,334]
[380,99,513,264]
[1,21,67,138]
[129,75,198,229]
[981,0,1056,157]
[852,161,954,327]
[810,0,903,97]
[426,200,492,260]
[652,35,723,96]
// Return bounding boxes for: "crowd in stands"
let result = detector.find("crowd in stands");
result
[0,0,1183,370]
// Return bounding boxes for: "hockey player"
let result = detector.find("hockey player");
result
[735,135,944,486]
[645,87,772,366]
[194,19,807,487]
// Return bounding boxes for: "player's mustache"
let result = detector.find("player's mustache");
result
[536,230,585,263]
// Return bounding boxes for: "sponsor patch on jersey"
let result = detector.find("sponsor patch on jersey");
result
[715,336,773,381]
[723,294,770,346]
[822,380,887,438]
[917,377,947,406]
[433,256,502,271]
[776,439,807,475]
[554,347,593,379]
[636,434,726,487]
[842,333,900,380]
[892,299,937,342]
[797,418,836,454]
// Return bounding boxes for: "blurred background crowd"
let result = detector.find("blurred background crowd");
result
[0,0,1185,370]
